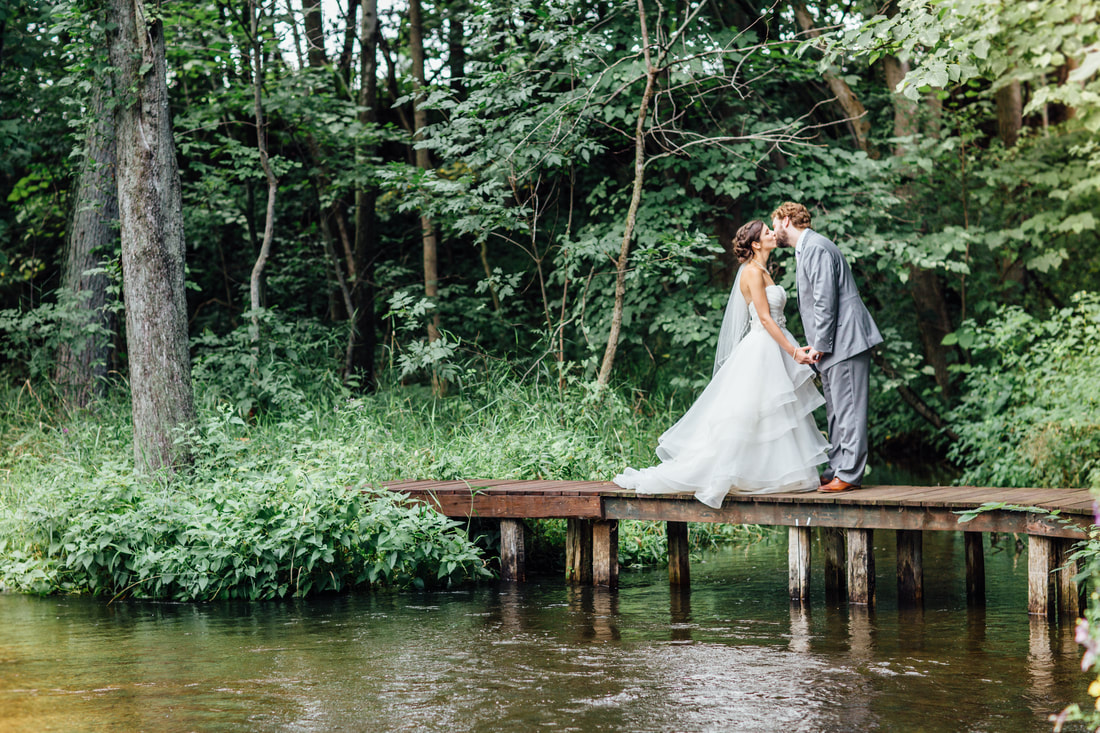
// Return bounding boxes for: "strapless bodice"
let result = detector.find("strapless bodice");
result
[748,285,787,329]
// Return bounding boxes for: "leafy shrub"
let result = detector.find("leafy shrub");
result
[0,283,119,384]
[0,362,766,601]
[191,308,349,418]
[947,292,1100,488]
[0,403,490,600]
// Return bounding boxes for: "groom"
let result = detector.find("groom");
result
[771,202,883,493]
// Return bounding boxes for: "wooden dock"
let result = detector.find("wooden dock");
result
[377,479,1096,617]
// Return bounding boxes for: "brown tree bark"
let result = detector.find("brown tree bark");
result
[596,0,658,388]
[248,0,280,342]
[302,0,327,70]
[56,81,119,410]
[107,0,195,472]
[351,0,380,388]
[881,14,955,400]
[409,0,444,394]
[793,3,872,154]
[994,80,1023,147]
[447,1,466,99]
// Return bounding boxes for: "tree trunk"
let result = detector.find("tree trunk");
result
[794,3,872,154]
[994,80,1023,147]
[596,0,658,388]
[107,0,195,472]
[883,55,917,154]
[56,81,119,410]
[882,31,955,399]
[907,266,953,397]
[409,0,444,394]
[447,1,466,99]
[302,0,327,70]
[248,0,280,342]
[351,0,379,389]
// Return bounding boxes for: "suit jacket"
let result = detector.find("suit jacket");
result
[796,229,883,371]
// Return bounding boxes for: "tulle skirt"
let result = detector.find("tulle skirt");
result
[613,326,829,509]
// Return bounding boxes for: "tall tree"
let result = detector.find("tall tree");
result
[408,0,443,394]
[248,0,280,341]
[106,0,195,472]
[351,0,380,388]
[793,2,872,154]
[595,0,659,388]
[55,81,118,410]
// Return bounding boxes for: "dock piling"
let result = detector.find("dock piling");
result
[667,521,690,586]
[965,531,985,606]
[847,528,876,606]
[822,527,846,603]
[1028,535,1056,616]
[566,518,593,584]
[499,518,526,582]
[896,529,923,607]
[788,526,812,603]
[592,519,619,588]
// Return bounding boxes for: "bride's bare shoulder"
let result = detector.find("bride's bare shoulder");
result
[741,265,767,291]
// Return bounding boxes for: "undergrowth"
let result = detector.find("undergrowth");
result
[0,364,762,601]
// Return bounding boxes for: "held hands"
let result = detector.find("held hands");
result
[792,346,822,365]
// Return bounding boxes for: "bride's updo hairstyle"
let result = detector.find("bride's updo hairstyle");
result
[732,220,764,264]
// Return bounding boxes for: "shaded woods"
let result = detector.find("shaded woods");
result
[1,0,1097,477]
[2,0,1100,711]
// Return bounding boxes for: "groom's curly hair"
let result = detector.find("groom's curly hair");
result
[771,202,812,229]
[732,220,765,263]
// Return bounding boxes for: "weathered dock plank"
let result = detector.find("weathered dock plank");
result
[373,479,1095,616]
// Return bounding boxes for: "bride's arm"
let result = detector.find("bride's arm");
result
[742,268,800,358]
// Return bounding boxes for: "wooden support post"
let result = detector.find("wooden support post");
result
[846,528,875,607]
[499,519,525,582]
[592,519,619,588]
[822,527,846,603]
[965,531,985,606]
[566,518,592,584]
[667,521,690,586]
[1028,535,1056,616]
[896,529,923,607]
[1056,538,1081,618]
[788,526,811,603]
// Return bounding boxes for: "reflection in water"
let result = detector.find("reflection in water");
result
[788,605,811,655]
[670,587,692,643]
[0,531,1091,732]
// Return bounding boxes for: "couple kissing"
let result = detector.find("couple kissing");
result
[614,202,883,508]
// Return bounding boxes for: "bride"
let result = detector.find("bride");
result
[613,220,829,508]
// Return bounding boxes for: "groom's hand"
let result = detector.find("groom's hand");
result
[807,348,824,363]
[792,346,814,365]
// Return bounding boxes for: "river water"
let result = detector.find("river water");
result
[0,530,1089,732]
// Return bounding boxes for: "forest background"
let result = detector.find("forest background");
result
[1,0,1099,625]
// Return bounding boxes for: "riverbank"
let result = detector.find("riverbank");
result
[0,375,752,600]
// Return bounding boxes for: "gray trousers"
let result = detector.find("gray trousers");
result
[819,350,871,485]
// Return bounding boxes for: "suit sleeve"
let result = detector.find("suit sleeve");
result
[801,244,838,353]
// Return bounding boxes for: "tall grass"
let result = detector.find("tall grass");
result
[0,362,763,601]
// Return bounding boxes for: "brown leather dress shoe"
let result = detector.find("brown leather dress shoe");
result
[819,474,831,486]
[819,477,860,493]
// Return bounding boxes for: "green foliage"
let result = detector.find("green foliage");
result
[0,363,770,600]
[0,397,491,600]
[616,521,769,568]
[946,292,1100,488]
[839,0,1100,130]
[524,517,769,570]
[0,279,120,383]
[191,309,349,418]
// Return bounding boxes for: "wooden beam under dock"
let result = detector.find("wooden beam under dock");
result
[376,479,1094,614]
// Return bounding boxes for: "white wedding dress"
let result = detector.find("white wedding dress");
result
[613,276,829,509]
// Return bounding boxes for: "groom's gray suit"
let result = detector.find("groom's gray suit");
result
[796,229,883,485]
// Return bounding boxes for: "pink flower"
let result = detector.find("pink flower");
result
[1077,619,1100,671]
